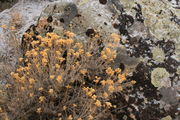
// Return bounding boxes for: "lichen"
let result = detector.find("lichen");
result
[151,68,170,89]
[120,0,135,13]
[177,66,180,75]
[78,0,90,6]
[136,0,180,42]
[174,42,180,61]
[161,115,172,120]
[152,46,165,63]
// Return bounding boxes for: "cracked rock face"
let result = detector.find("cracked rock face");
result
[0,0,179,119]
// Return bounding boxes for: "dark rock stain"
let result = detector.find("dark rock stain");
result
[86,28,95,37]
[99,0,107,5]
[47,15,53,23]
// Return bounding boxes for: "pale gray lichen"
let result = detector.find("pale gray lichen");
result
[151,68,171,89]
[152,46,165,63]
[161,115,172,120]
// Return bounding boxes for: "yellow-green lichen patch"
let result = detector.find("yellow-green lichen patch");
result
[177,66,180,75]
[152,46,165,63]
[136,0,180,42]
[151,68,170,89]
[174,43,180,61]
[161,115,172,120]
[120,0,136,15]
[78,0,90,6]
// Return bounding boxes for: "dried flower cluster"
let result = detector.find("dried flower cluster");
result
[5,31,135,120]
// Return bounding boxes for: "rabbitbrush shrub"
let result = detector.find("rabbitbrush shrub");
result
[3,31,136,120]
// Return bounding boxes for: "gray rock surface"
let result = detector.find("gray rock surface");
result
[0,0,18,12]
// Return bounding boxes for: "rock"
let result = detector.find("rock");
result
[160,87,178,105]
[20,0,140,73]
[20,0,120,52]
[0,0,53,83]
[0,0,18,12]
[38,0,119,37]
[114,47,139,73]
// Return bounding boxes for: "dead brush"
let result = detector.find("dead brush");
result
[0,26,21,120]
[4,31,136,120]
[10,10,23,29]
[0,24,21,68]
[0,84,9,120]
[0,9,23,120]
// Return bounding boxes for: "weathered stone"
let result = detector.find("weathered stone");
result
[160,87,178,105]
